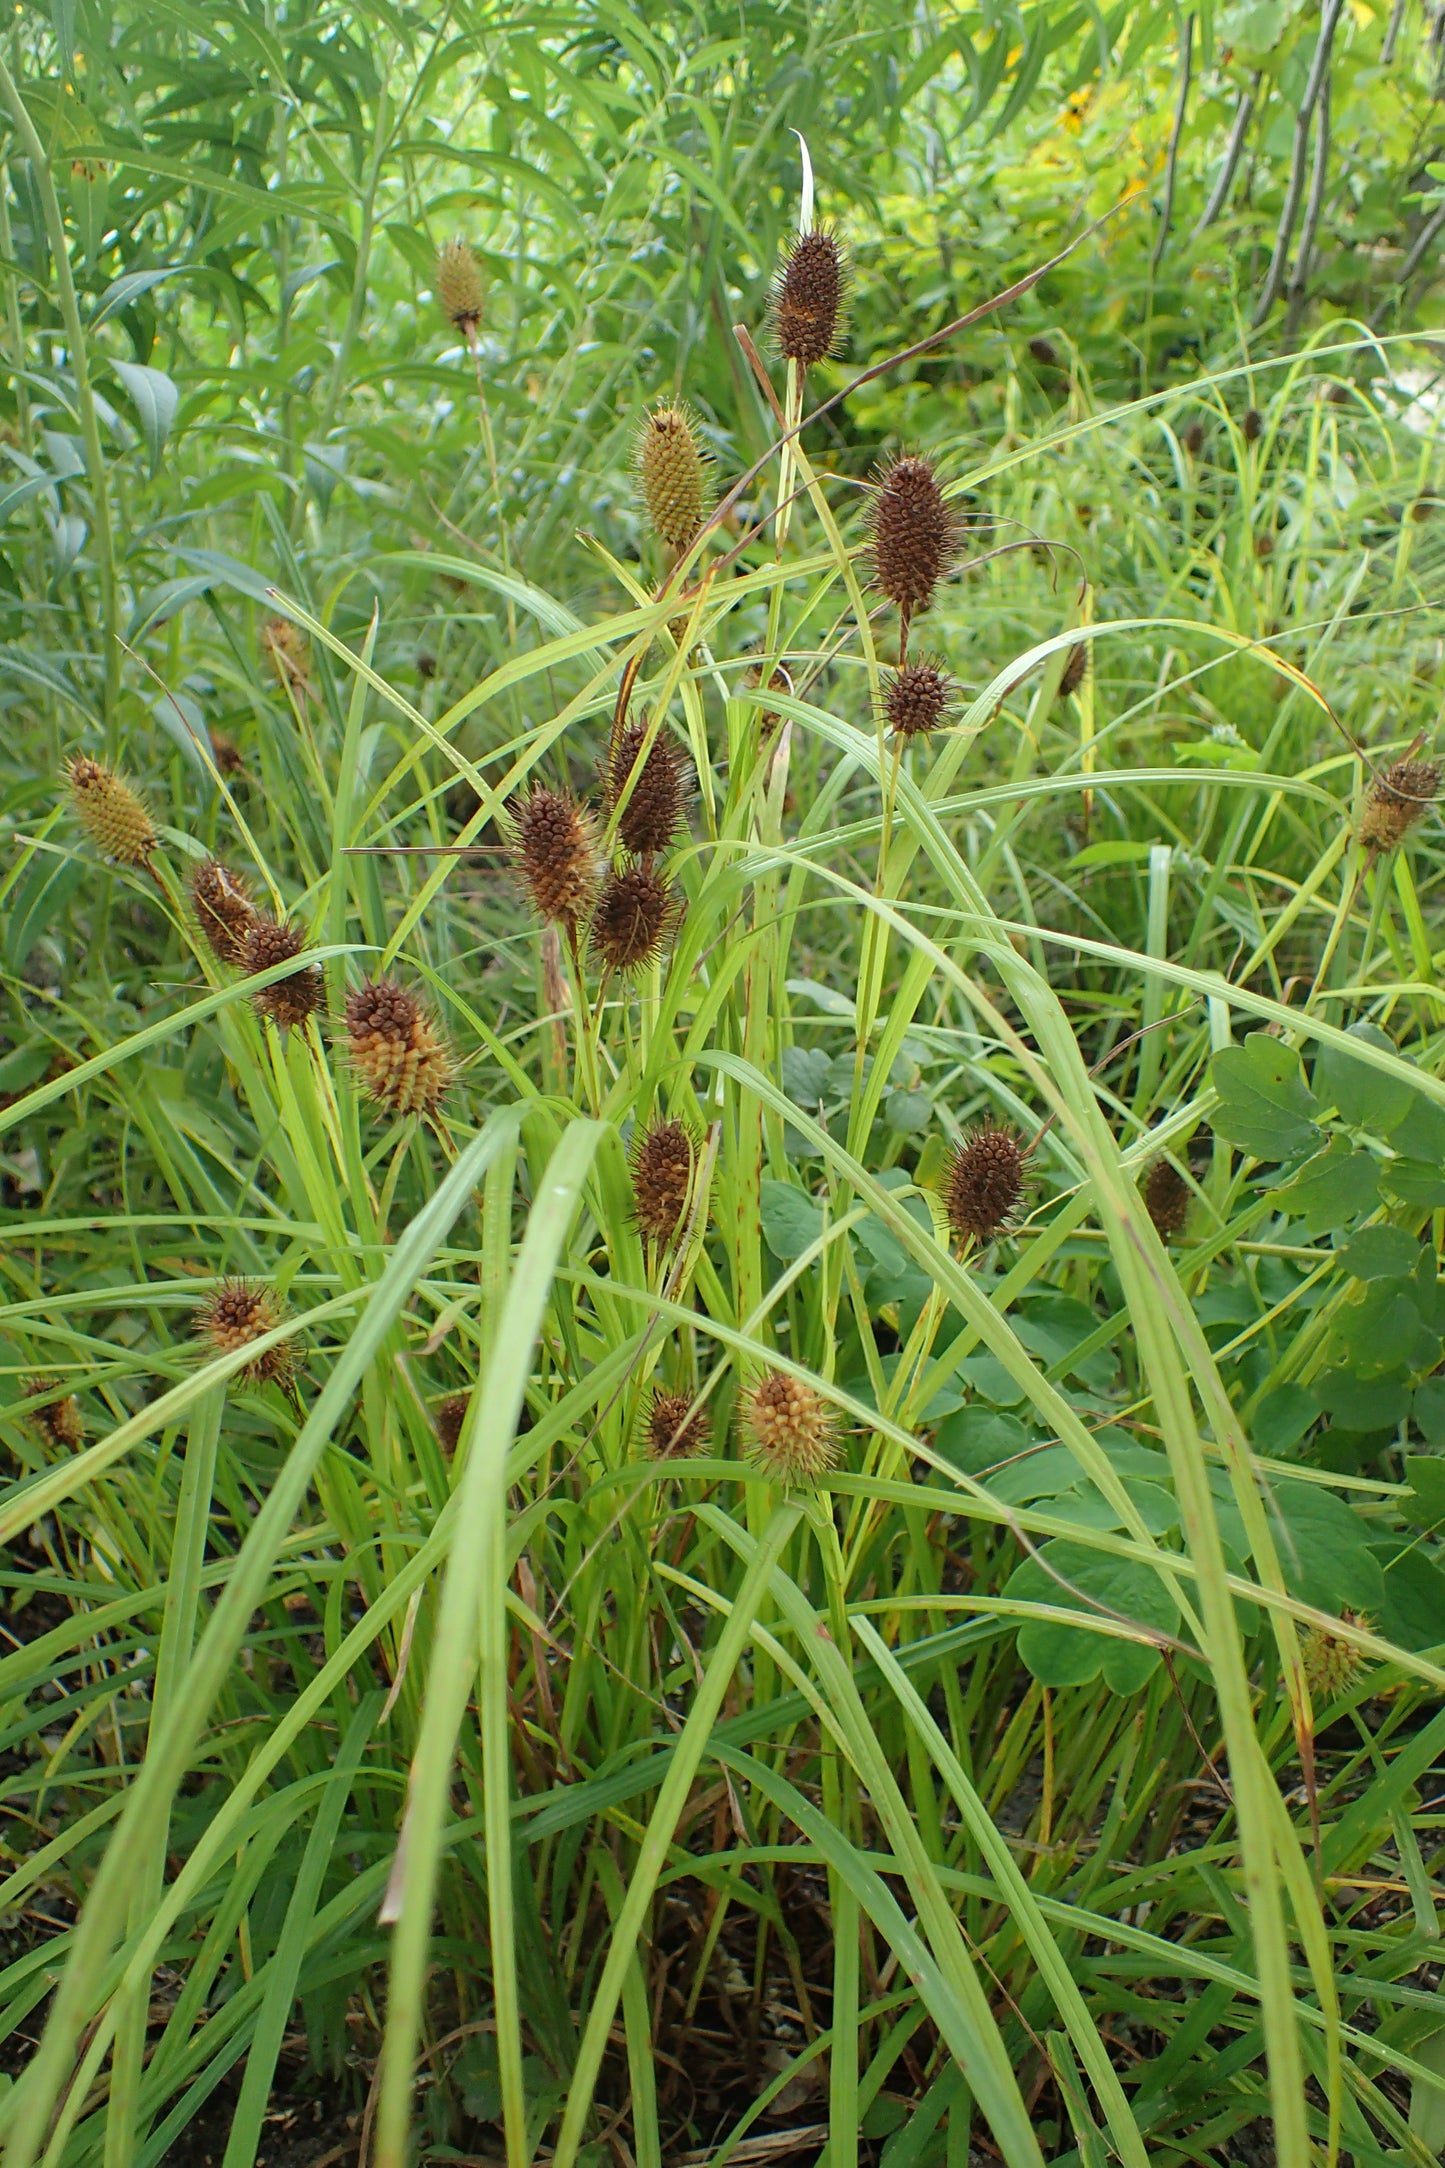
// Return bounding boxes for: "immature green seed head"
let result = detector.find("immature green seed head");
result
[345,978,453,1119]
[436,237,486,337]
[743,1371,839,1486]
[1302,1609,1372,1702]
[65,755,156,866]
[636,403,711,553]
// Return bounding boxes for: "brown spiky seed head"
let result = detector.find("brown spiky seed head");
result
[1028,335,1058,366]
[1302,1609,1372,1701]
[243,915,324,1030]
[943,1126,1026,1247]
[1243,407,1263,443]
[631,1118,697,1246]
[65,755,156,866]
[1359,759,1442,854]
[870,454,958,616]
[209,730,244,776]
[606,720,687,857]
[512,786,599,929]
[435,237,485,334]
[646,1388,710,1459]
[1058,643,1089,699]
[771,229,847,368]
[23,1376,84,1452]
[191,858,258,967]
[194,1279,295,1391]
[636,403,711,553]
[1143,1159,1191,1239]
[435,1391,470,1456]
[1182,420,1205,457]
[744,1371,840,1486]
[345,978,453,1119]
[884,660,956,739]
[589,864,679,975]
[262,616,309,692]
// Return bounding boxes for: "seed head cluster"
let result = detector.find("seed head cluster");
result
[743,1371,839,1486]
[1242,407,1263,443]
[771,229,847,368]
[943,1126,1027,1248]
[192,858,258,967]
[631,1118,698,1246]
[1359,758,1441,854]
[436,237,486,337]
[636,403,710,554]
[646,1388,709,1459]
[1303,1610,1372,1702]
[884,660,956,739]
[194,1278,295,1392]
[244,915,324,1031]
[589,863,680,974]
[24,1376,84,1452]
[606,719,687,858]
[1143,1159,1191,1240]
[65,755,156,866]
[1058,643,1089,699]
[345,979,452,1118]
[513,786,599,930]
[262,616,311,698]
[435,1391,471,1456]
[870,453,958,622]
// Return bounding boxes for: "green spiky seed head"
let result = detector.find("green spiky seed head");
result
[636,403,711,553]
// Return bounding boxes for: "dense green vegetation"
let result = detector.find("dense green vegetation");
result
[5,2,1445,2165]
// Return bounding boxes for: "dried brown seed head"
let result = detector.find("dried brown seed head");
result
[1359,758,1441,854]
[512,785,599,930]
[345,978,453,1119]
[23,1375,84,1452]
[743,1370,840,1486]
[194,1278,295,1391]
[943,1126,1027,1248]
[243,915,324,1030]
[883,659,956,739]
[636,403,711,554]
[1143,1158,1190,1240]
[606,719,688,857]
[209,730,244,776]
[435,237,486,336]
[1028,335,1058,366]
[1058,643,1089,699]
[589,863,680,975]
[870,454,958,619]
[1182,420,1205,457]
[646,1388,710,1459]
[191,858,258,967]
[262,616,310,695]
[1242,407,1263,443]
[65,755,156,866]
[630,1118,698,1246]
[1302,1608,1372,1701]
[435,1391,471,1456]
[771,229,847,368]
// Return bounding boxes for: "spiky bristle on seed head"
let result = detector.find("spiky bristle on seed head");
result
[65,755,156,866]
[771,228,847,368]
[23,1375,84,1451]
[1359,758,1442,854]
[942,1125,1027,1248]
[1143,1159,1191,1240]
[344,978,453,1119]
[511,785,599,930]
[194,1278,295,1390]
[605,719,688,857]
[191,858,258,967]
[588,864,680,974]
[630,1118,699,1246]
[435,1391,471,1456]
[1303,1609,1373,1702]
[435,237,486,334]
[883,659,957,739]
[869,453,958,619]
[636,403,711,554]
[743,1371,840,1486]
[646,1388,710,1459]
[243,916,324,1031]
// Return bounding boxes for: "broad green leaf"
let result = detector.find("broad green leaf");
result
[1269,1138,1379,1234]
[760,1178,825,1260]
[1211,1034,1321,1158]
[1316,1023,1418,1133]
[112,359,179,475]
[90,266,187,328]
[1006,1543,1180,1692]
[1266,1479,1389,1615]
[1340,1225,1420,1280]
[1403,1457,1445,1532]
[1251,1385,1318,1453]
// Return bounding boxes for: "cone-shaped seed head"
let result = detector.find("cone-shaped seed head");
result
[884,660,956,739]
[194,1278,295,1391]
[209,730,244,776]
[631,1118,698,1246]
[646,1388,709,1459]
[513,785,599,929]
[191,858,258,967]
[589,864,680,974]
[771,229,847,367]
[24,1375,84,1451]
[435,1391,471,1456]
[1359,758,1441,853]
[1143,1159,1190,1240]
[636,403,710,553]
[1303,1609,1372,1701]
[744,1371,839,1485]
[1243,407,1263,443]
[436,237,485,333]
[943,1126,1026,1246]
[606,719,687,857]
[65,755,156,865]
[870,454,958,616]
[244,915,324,1030]
[1028,335,1058,366]
[1058,643,1089,699]
[345,978,453,1119]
